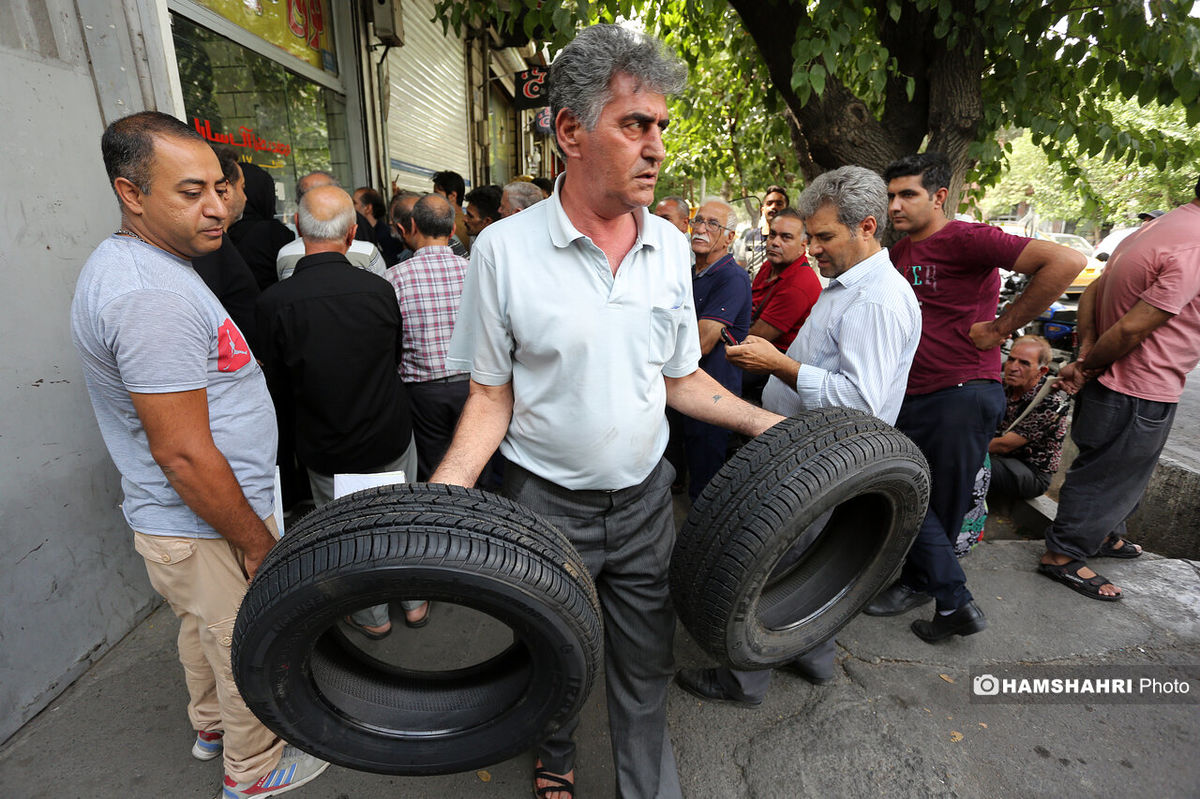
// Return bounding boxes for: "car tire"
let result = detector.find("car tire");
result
[670,407,930,670]
[232,483,602,775]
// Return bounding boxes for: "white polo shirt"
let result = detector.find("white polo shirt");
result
[447,188,700,490]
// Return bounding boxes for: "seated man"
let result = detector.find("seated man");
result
[989,335,1071,500]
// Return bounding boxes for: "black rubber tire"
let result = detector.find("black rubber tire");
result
[670,407,930,670]
[231,483,602,776]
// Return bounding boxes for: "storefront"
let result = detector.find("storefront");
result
[167,0,368,220]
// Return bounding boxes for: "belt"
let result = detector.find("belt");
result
[956,378,997,387]
[415,373,470,385]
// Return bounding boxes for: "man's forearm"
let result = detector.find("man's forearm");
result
[430,380,514,486]
[157,447,275,573]
[976,242,1085,348]
[133,389,276,577]
[1073,276,1101,356]
[665,370,784,437]
[1081,300,1174,375]
[993,262,1080,337]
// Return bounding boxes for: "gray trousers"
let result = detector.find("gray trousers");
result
[504,460,682,799]
[718,508,836,699]
[308,436,424,624]
[989,455,1050,500]
[718,638,837,699]
[1046,382,1176,561]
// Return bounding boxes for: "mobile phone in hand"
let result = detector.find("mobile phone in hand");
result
[720,327,739,347]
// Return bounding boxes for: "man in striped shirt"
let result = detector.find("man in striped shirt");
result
[676,165,921,706]
[384,193,472,480]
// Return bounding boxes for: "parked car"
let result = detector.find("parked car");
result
[1064,226,1139,298]
[1066,257,1105,298]
[1093,226,1139,260]
[1048,232,1094,258]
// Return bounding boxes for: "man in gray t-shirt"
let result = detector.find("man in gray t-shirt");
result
[71,112,327,797]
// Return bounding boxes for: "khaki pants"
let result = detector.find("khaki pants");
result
[134,517,284,783]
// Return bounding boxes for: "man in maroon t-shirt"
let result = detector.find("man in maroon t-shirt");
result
[863,152,1084,643]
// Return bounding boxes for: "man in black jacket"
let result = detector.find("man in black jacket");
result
[256,185,428,635]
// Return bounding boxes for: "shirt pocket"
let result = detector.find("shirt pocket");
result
[648,305,685,365]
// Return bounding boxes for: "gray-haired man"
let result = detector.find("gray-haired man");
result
[255,185,426,635]
[432,24,782,799]
[678,166,922,706]
[499,179,547,217]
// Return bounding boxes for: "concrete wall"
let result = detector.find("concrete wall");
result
[0,0,178,744]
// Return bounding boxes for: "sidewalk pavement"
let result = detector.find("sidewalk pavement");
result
[2,524,1198,798]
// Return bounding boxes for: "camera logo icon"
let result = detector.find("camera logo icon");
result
[973,674,1000,696]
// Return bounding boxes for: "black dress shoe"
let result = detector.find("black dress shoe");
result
[863,582,933,616]
[675,668,762,707]
[910,601,988,643]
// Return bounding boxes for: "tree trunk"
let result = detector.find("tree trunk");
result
[727,0,985,211]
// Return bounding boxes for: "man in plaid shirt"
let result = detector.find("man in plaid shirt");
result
[384,193,471,480]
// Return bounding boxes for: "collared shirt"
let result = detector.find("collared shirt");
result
[384,244,470,382]
[255,251,411,474]
[762,248,921,425]
[276,238,387,281]
[447,179,701,490]
[999,376,1070,476]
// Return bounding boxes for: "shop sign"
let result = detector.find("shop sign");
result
[194,0,337,74]
[194,118,293,157]
[533,107,554,136]
[514,66,549,110]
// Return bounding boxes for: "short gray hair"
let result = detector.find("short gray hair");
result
[549,24,687,134]
[503,181,545,213]
[297,186,356,241]
[698,195,739,228]
[794,166,887,239]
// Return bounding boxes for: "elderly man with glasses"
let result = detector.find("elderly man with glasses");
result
[676,197,753,499]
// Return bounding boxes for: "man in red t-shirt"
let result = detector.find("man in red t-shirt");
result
[1041,181,1200,601]
[748,208,822,353]
[742,208,821,408]
[864,152,1084,643]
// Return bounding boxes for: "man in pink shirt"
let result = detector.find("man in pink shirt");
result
[1041,177,1200,601]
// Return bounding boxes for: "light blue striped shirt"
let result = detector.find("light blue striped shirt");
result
[761,247,920,424]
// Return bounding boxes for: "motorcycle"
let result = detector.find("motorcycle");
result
[997,271,1078,364]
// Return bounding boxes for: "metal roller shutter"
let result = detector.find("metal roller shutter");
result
[385,0,471,193]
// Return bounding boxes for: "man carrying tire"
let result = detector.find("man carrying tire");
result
[676,165,922,705]
[71,112,327,799]
[432,24,782,799]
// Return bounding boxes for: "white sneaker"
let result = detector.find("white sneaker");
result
[218,745,329,798]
